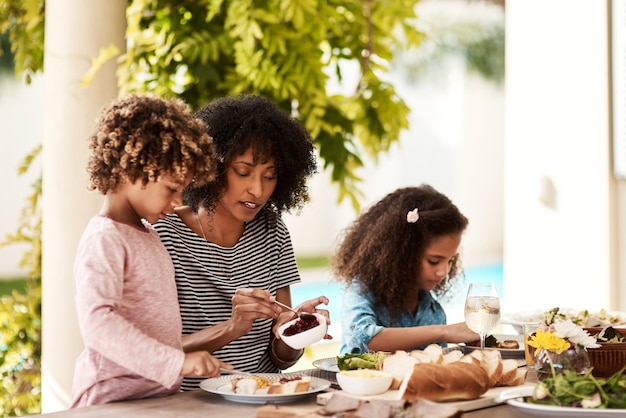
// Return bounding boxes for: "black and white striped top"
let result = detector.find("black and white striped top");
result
[155,212,300,391]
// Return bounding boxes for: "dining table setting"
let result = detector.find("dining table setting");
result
[29,291,626,418]
[29,366,536,418]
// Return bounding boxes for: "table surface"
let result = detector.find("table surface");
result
[27,369,533,418]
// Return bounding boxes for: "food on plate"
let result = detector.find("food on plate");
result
[529,369,626,408]
[231,376,271,394]
[267,375,311,394]
[230,375,311,395]
[398,362,490,402]
[336,351,389,371]
[505,307,626,331]
[381,344,527,394]
[282,315,320,336]
[467,334,519,349]
[499,340,520,349]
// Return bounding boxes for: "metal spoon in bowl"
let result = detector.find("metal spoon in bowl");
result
[273,300,317,322]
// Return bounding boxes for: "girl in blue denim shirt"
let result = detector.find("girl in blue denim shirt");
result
[332,185,479,354]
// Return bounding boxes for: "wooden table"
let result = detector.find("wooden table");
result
[26,369,532,417]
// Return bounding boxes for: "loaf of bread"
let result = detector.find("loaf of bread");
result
[381,345,463,389]
[380,344,528,401]
[398,362,490,402]
[459,349,527,387]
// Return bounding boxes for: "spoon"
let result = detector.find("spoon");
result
[273,300,317,321]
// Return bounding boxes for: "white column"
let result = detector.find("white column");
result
[42,0,126,412]
[504,1,613,311]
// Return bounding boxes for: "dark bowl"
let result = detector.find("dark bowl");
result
[584,327,626,378]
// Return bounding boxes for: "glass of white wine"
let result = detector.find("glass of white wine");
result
[464,282,501,350]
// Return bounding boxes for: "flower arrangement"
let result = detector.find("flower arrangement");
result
[527,308,600,380]
[528,319,600,354]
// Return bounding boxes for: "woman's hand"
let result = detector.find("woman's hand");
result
[229,288,282,336]
[272,295,333,341]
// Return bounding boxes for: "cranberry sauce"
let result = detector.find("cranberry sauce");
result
[282,315,320,336]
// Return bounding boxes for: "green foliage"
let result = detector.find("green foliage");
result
[94,0,423,209]
[395,0,504,84]
[0,146,42,416]
[0,0,45,83]
[0,284,41,416]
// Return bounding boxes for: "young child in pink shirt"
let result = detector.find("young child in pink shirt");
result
[71,94,231,408]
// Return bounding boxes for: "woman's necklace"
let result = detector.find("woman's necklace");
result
[195,213,233,279]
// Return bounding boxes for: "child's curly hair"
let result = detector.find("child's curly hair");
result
[332,185,469,318]
[184,95,317,222]
[87,94,217,194]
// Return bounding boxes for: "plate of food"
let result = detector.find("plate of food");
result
[499,386,626,417]
[501,308,626,334]
[460,334,525,359]
[199,372,331,404]
[312,357,339,373]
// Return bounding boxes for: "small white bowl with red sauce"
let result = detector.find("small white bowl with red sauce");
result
[278,312,327,350]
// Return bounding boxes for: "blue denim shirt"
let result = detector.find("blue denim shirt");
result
[340,280,447,355]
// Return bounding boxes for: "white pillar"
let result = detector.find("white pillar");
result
[504,0,613,311]
[42,0,126,412]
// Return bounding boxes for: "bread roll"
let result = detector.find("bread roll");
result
[398,362,490,402]
[423,344,444,364]
[496,359,519,386]
[441,349,463,365]
[381,351,420,390]
[460,349,503,387]
[265,376,311,394]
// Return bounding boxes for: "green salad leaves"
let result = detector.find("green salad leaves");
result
[337,352,388,371]
[529,369,626,409]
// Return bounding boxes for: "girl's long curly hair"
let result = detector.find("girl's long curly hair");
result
[87,94,217,194]
[331,185,469,318]
[184,95,317,224]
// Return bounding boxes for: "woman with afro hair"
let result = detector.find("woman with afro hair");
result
[155,95,331,391]
[332,185,479,355]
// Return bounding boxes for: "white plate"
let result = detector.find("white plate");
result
[312,357,339,373]
[460,334,525,359]
[501,309,626,334]
[199,373,330,404]
[499,387,626,417]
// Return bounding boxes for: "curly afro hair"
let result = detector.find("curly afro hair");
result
[184,95,317,221]
[331,185,469,318]
[86,94,217,195]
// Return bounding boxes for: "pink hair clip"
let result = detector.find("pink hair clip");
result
[406,208,419,223]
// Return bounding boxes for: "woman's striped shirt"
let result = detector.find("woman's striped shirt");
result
[155,212,300,391]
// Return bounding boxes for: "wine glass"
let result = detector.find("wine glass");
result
[464,282,501,350]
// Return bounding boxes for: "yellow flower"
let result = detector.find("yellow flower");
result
[527,329,571,354]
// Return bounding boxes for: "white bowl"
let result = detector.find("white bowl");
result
[335,369,393,396]
[278,312,327,350]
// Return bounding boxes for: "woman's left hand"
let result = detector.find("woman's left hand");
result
[273,296,333,341]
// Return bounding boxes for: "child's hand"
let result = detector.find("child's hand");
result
[446,322,480,344]
[181,351,232,377]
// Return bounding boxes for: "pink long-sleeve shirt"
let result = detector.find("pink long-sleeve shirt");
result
[70,216,184,408]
